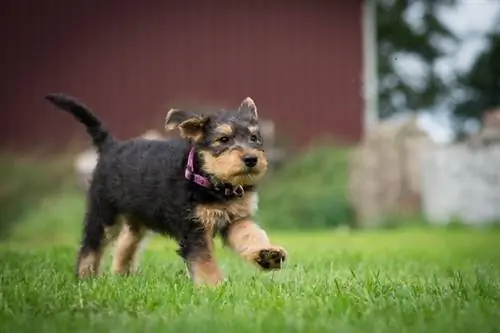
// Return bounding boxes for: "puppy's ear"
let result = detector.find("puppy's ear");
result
[165,109,208,142]
[238,97,258,120]
[165,109,199,131]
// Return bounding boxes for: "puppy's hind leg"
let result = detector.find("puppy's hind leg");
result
[76,199,117,279]
[112,219,148,275]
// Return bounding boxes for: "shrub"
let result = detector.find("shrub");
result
[258,144,355,230]
[0,153,77,239]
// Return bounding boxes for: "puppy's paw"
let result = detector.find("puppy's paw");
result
[254,246,287,271]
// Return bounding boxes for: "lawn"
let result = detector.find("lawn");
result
[1,149,500,333]
[1,228,500,333]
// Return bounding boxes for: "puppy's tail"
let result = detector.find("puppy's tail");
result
[45,93,114,151]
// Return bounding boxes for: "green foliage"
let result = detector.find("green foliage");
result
[454,30,500,123]
[0,154,77,239]
[5,189,85,244]
[258,145,355,230]
[377,0,458,118]
[1,230,500,333]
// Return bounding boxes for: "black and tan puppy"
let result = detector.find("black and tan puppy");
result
[45,93,287,286]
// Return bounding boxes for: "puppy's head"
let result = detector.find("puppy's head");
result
[165,97,268,187]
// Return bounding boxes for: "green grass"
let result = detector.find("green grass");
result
[1,149,500,332]
[1,229,500,333]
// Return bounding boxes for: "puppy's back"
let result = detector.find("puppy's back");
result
[91,137,190,211]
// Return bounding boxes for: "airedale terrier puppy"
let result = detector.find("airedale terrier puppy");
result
[45,93,287,286]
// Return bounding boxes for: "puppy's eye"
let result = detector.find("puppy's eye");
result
[218,136,230,143]
[250,134,258,142]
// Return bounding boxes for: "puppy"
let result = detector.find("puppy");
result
[45,94,287,286]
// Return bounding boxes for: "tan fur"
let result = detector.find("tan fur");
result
[191,193,258,285]
[195,192,256,230]
[215,124,234,136]
[164,109,206,142]
[77,250,102,278]
[196,205,227,231]
[223,219,286,270]
[77,220,124,278]
[77,216,149,278]
[195,191,286,272]
[112,223,147,274]
[178,118,206,142]
[186,233,224,286]
[200,149,268,186]
[187,257,224,286]
[104,220,124,244]
[224,219,270,260]
[212,124,235,148]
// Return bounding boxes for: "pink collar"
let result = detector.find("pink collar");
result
[184,146,212,188]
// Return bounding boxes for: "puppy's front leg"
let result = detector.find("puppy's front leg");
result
[223,219,287,270]
[178,228,224,286]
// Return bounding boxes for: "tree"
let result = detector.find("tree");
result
[377,0,459,119]
[453,25,500,126]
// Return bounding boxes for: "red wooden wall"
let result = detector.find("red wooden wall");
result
[0,0,363,152]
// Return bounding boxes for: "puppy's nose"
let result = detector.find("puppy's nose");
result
[242,155,258,168]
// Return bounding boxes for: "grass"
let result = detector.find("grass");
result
[1,148,500,332]
[1,227,500,333]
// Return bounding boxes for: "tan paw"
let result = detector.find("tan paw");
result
[254,246,287,271]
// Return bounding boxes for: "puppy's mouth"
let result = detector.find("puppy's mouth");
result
[224,168,265,187]
[234,168,263,176]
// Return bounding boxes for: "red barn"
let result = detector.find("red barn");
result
[0,0,377,152]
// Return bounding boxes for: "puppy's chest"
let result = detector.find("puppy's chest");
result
[195,193,259,231]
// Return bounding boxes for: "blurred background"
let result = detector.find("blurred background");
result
[1,0,500,243]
